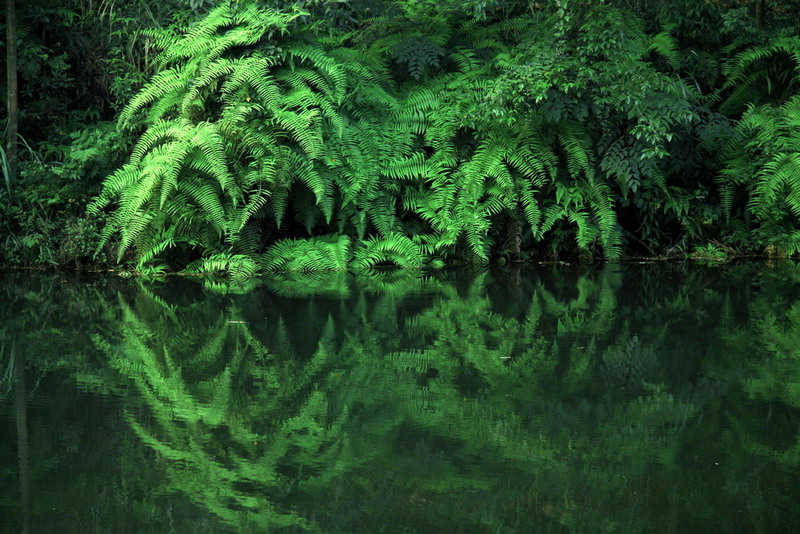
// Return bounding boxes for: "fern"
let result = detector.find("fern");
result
[721,36,800,114]
[184,252,260,280]
[91,1,700,272]
[91,4,371,273]
[262,235,351,272]
[721,95,800,255]
[392,38,446,80]
[354,233,423,270]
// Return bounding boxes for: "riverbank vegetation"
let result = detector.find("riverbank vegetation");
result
[2,0,800,274]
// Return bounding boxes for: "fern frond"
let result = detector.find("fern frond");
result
[354,233,423,270]
[262,235,351,272]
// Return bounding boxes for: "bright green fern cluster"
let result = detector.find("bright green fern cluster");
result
[90,1,720,274]
[721,95,800,255]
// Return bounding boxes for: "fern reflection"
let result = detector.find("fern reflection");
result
[93,266,800,532]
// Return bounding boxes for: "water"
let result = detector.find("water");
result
[1,264,799,533]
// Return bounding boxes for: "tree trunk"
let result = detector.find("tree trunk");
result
[756,0,766,28]
[6,0,18,185]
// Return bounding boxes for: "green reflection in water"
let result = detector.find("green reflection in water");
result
[2,265,800,533]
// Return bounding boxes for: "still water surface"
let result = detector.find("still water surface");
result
[1,264,799,533]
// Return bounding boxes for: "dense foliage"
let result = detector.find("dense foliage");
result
[2,0,800,273]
